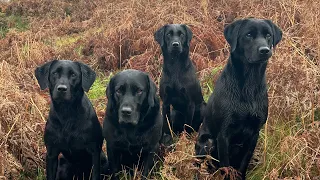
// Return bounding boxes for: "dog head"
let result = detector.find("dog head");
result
[154,24,193,55]
[106,69,157,127]
[35,60,96,102]
[224,18,282,63]
[195,133,214,156]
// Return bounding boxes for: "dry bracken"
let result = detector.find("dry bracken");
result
[0,0,319,179]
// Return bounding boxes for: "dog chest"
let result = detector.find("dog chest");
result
[228,115,260,136]
[232,101,267,124]
[162,70,193,87]
[161,69,200,102]
[162,83,188,104]
[44,121,95,150]
[222,101,267,140]
[108,126,158,152]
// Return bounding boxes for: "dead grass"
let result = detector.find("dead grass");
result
[0,0,319,179]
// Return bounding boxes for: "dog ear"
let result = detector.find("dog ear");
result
[106,76,114,100]
[224,19,244,52]
[146,74,156,107]
[265,20,283,47]
[154,25,167,47]
[106,76,116,113]
[182,24,193,47]
[77,62,96,92]
[35,60,57,90]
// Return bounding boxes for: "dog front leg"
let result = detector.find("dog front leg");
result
[162,103,171,130]
[238,133,259,179]
[141,145,159,180]
[217,132,230,167]
[91,147,101,180]
[46,146,59,180]
[107,147,121,180]
[185,103,195,133]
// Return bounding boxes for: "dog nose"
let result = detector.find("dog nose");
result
[121,107,132,116]
[172,42,180,47]
[259,47,270,55]
[57,85,67,92]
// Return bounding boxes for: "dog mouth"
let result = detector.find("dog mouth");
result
[250,59,268,64]
[247,57,270,64]
[52,91,72,101]
[260,53,272,59]
[118,115,139,126]
[119,119,138,127]
[169,47,183,54]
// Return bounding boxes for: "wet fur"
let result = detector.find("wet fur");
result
[103,69,162,180]
[154,24,205,137]
[195,18,282,179]
[35,60,105,180]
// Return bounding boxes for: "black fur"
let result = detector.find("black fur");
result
[195,18,282,179]
[103,69,162,180]
[35,60,106,180]
[154,24,205,136]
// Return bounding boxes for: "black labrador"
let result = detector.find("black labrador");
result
[35,60,105,180]
[103,69,162,180]
[154,24,205,135]
[195,18,282,179]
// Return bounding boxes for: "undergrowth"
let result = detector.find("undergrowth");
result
[0,0,319,179]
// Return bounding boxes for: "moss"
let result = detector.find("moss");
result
[201,66,223,102]
[7,14,29,31]
[35,168,46,180]
[0,13,29,38]
[87,73,113,101]
[55,35,81,48]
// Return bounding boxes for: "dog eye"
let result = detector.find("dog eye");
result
[71,73,76,77]
[166,33,171,37]
[116,89,121,95]
[137,89,143,95]
[266,34,271,39]
[52,72,58,76]
[246,33,252,38]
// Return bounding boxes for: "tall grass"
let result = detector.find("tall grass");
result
[0,0,319,179]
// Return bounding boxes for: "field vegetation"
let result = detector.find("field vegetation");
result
[0,0,319,179]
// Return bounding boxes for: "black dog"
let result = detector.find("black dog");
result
[103,69,162,180]
[154,24,205,135]
[195,18,282,179]
[35,60,105,180]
